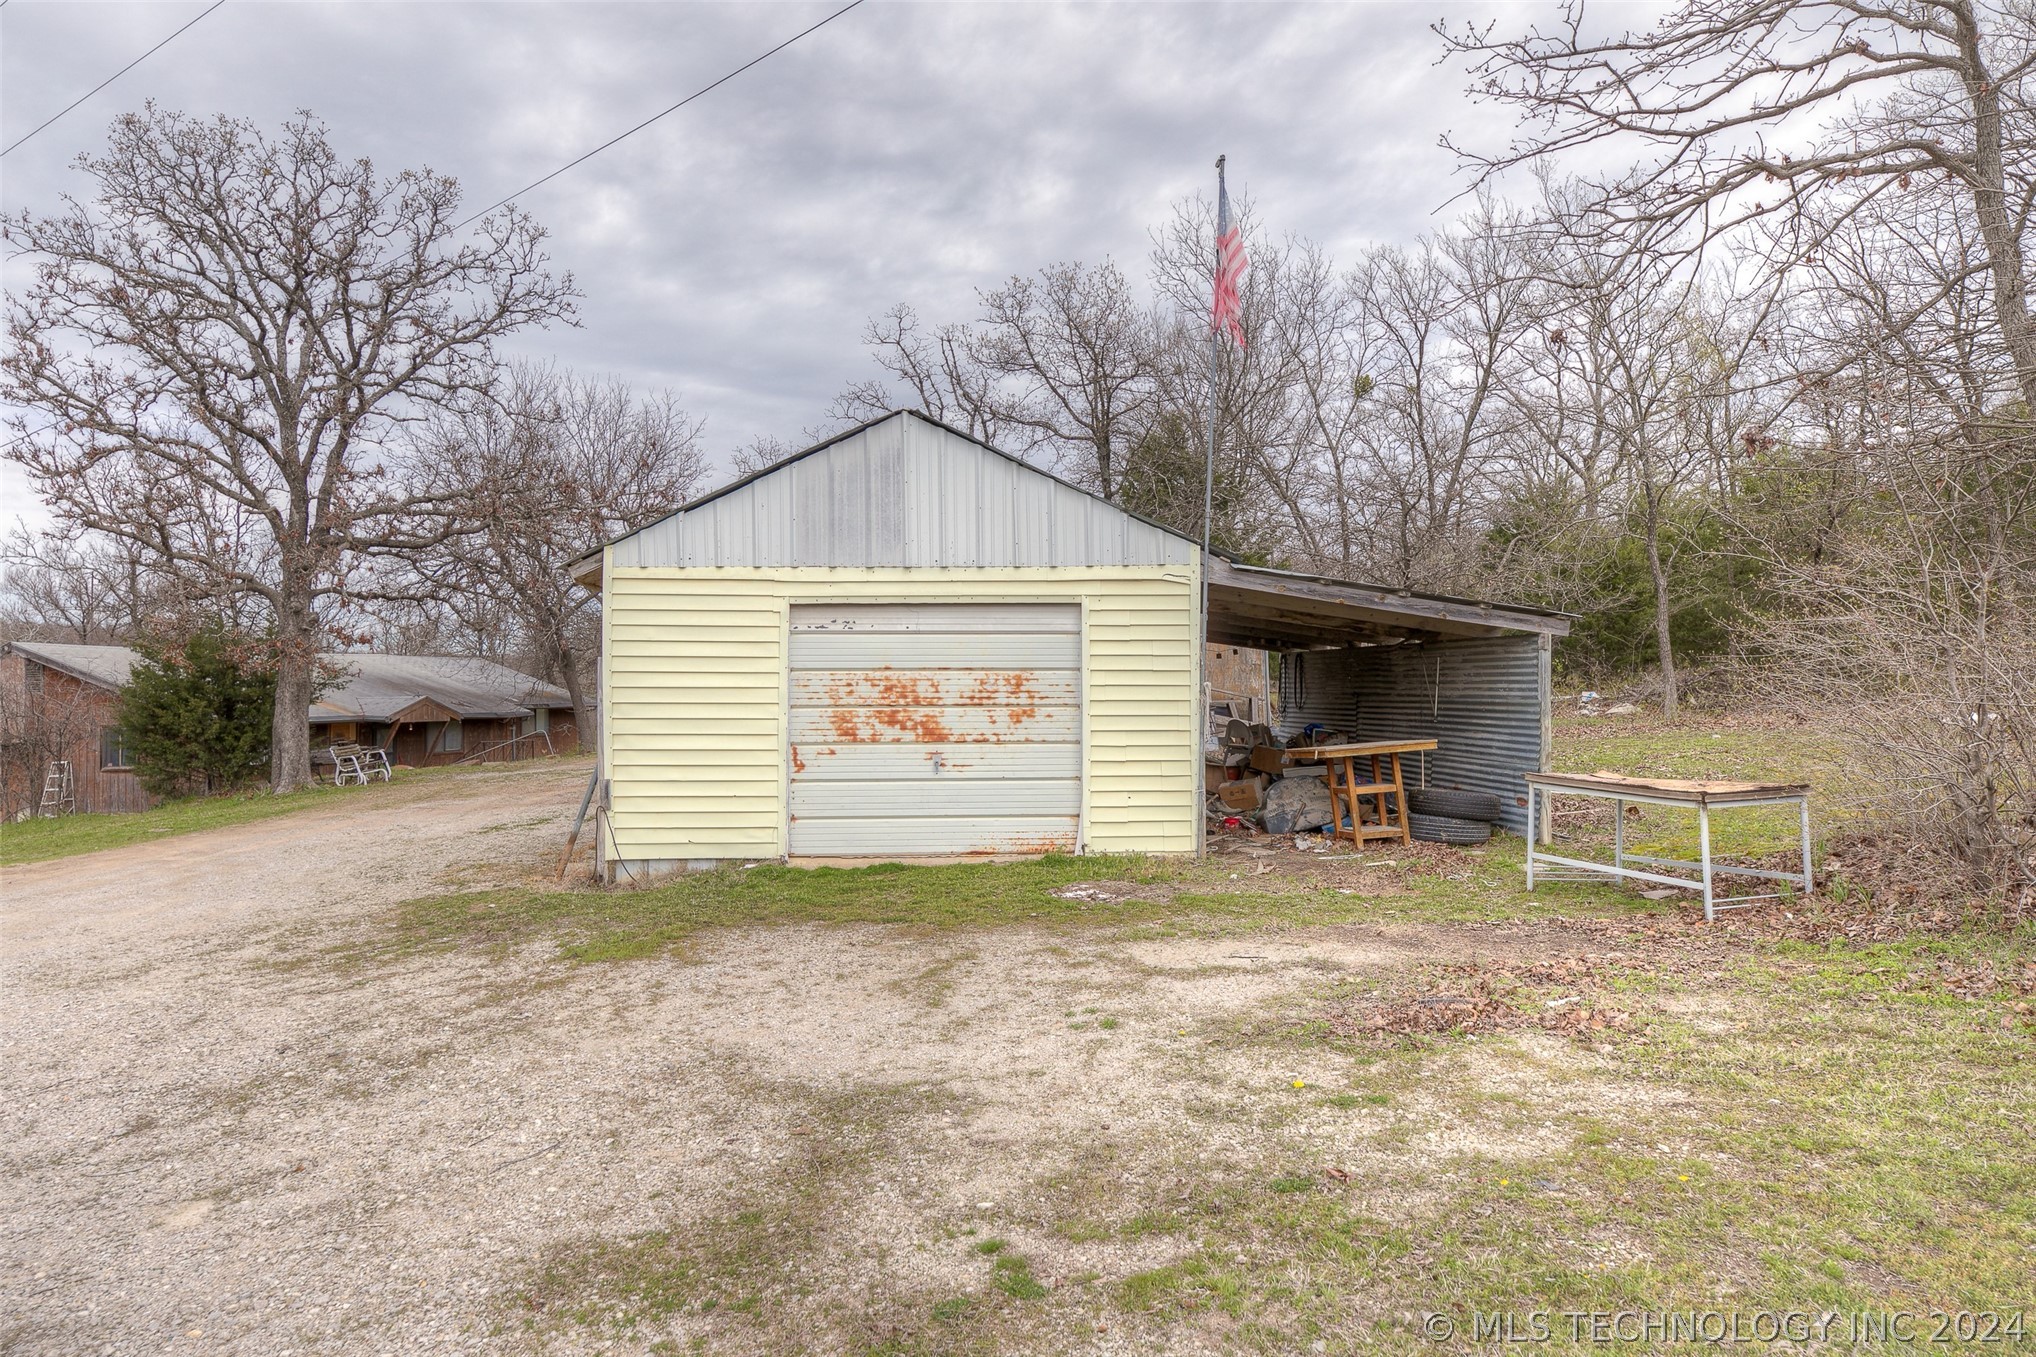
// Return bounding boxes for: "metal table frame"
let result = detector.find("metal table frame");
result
[1524,774,1812,923]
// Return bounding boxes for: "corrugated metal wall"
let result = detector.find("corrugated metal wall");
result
[611,414,1196,571]
[1275,635,1549,833]
[602,566,1199,866]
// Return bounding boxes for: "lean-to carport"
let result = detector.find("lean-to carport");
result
[1202,558,1574,835]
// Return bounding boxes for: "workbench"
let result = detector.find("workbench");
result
[1283,739,1439,846]
[1524,771,1813,922]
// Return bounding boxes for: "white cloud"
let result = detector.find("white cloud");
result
[1,0,1542,537]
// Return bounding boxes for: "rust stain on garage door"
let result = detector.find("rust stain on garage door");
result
[820,671,1046,744]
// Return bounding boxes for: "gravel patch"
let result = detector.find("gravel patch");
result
[2,764,1592,1354]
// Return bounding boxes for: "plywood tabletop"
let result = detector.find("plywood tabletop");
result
[1524,770,1810,804]
[1283,739,1440,760]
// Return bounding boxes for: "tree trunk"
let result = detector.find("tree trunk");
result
[1956,10,2036,415]
[1641,485,1679,720]
[270,646,316,793]
[558,636,596,756]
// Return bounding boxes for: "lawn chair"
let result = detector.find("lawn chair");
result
[329,741,393,786]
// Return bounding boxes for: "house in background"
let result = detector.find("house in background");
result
[306,654,579,768]
[0,642,151,815]
[0,642,579,816]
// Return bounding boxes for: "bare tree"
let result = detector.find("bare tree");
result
[1439,0,2036,411]
[2,107,577,791]
[1150,196,1339,561]
[975,260,1156,500]
[829,304,1014,446]
[1740,162,2036,896]
[0,529,161,643]
[729,434,800,478]
[411,364,704,741]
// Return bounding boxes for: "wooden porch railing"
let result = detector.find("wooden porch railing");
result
[451,729,556,766]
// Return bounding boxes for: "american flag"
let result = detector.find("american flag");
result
[1211,166,1247,349]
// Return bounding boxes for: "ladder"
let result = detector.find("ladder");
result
[38,760,75,818]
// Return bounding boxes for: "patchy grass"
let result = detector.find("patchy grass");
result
[988,1249,1049,1301]
[223,713,2033,1352]
[341,712,1864,970]
[1103,933,2036,1352]
[1551,710,1847,864]
[0,783,355,865]
[358,848,1652,967]
[1,755,589,866]
[511,1080,1029,1352]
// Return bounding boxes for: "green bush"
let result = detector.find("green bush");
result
[117,628,277,797]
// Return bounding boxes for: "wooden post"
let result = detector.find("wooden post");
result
[1390,752,1410,845]
[556,764,601,881]
[1370,753,1386,836]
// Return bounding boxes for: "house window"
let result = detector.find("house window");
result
[100,726,134,770]
[24,661,43,694]
[326,722,357,746]
[528,707,550,735]
[441,720,463,752]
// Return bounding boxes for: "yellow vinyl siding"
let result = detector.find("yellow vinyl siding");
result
[600,561,1199,863]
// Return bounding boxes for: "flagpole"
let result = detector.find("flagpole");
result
[1197,154,1225,858]
[1202,155,1222,574]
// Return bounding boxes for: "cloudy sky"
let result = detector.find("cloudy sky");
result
[1,0,1569,536]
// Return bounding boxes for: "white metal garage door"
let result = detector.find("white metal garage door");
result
[787,603,1081,856]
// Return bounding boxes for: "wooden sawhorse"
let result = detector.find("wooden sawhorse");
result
[1282,739,1440,846]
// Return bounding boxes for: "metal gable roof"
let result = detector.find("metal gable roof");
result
[571,409,1202,581]
[1206,559,1575,645]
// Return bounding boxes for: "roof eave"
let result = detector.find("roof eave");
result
[1207,558,1574,640]
[1,641,131,692]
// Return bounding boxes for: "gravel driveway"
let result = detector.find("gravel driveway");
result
[2,760,1549,1355]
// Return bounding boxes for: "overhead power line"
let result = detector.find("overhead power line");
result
[1,0,227,158]
[453,0,867,230]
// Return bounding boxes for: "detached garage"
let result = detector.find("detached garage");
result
[572,411,1202,876]
[572,409,1569,878]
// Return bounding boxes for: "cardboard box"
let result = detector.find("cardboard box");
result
[1248,745,1288,776]
[1216,775,1266,811]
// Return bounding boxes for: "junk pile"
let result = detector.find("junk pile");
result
[1575,689,1640,717]
[1205,717,1509,845]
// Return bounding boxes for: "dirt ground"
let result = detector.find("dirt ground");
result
[1,762,1623,1355]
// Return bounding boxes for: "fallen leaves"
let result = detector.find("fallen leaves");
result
[1321,958,1643,1044]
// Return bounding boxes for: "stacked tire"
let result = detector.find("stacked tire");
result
[1404,788,1504,845]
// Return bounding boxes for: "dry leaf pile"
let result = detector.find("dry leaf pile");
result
[1321,958,1641,1043]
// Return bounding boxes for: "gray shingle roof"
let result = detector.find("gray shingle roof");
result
[308,654,572,723]
[5,642,572,723]
[3,641,141,690]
